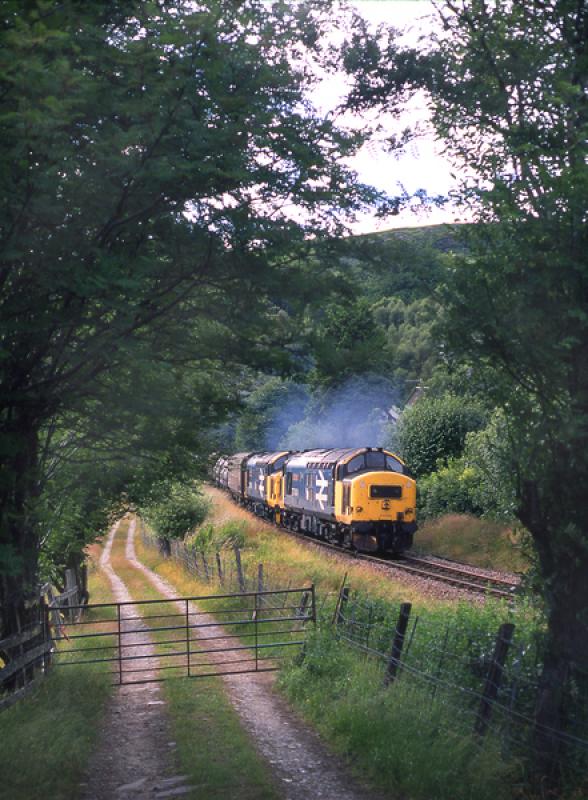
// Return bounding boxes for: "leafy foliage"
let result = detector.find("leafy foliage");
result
[394,393,487,477]
[348,226,450,303]
[342,0,588,779]
[373,295,441,389]
[0,0,376,628]
[190,520,247,553]
[308,298,387,387]
[417,458,484,519]
[463,411,517,521]
[142,484,210,544]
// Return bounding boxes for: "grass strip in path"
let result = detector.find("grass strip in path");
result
[108,517,281,800]
[0,546,115,800]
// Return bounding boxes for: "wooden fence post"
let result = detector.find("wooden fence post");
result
[474,622,515,737]
[234,547,246,593]
[335,586,350,628]
[65,568,77,623]
[216,552,224,586]
[331,573,348,625]
[201,552,210,582]
[257,563,264,609]
[40,599,52,670]
[384,602,412,687]
[46,586,63,639]
[297,591,310,620]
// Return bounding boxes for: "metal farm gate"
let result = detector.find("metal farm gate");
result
[52,587,315,685]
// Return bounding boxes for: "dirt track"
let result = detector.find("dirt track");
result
[81,521,193,799]
[83,518,385,800]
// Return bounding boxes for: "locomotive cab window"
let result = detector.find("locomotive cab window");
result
[285,473,293,494]
[346,454,365,475]
[385,455,404,474]
[366,451,386,468]
[370,485,402,499]
[273,455,287,472]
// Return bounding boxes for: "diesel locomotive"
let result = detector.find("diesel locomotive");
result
[213,446,417,555]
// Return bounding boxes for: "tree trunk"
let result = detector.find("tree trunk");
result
[520,480,588,786]
[0,415,41,642]
[532,576,588,786]
[65,553,89,606]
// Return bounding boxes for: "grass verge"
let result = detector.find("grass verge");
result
[415,514,529,572]
[0,543,114,800]
[138,491,555,800]
[188,486,453,610]
[279,624,519,800]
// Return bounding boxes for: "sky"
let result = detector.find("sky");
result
[315,0,461,233]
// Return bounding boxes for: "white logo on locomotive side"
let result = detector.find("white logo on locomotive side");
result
[316,470,329,509]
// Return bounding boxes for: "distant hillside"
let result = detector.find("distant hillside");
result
[359,223,468,254]
[343,223,467,303]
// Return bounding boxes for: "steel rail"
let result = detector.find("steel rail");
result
[274,521,519,599]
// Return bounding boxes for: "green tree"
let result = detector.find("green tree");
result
[0,0,373,638]
[141,483,210,556]
[344,0,588,780]
[235,377,310,451]
[395,393,486,477]
[463,410,517,521]
[36,345,237,594]
[347,227,448,303]
[373,296,441,387]
[309,298,387,386]
[417,458,484,519]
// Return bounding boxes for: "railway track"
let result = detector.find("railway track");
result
[209,486,521,599]
[280,525,519,599]
[393,554,519,598]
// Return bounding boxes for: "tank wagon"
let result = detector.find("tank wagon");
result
[214,446,417,555]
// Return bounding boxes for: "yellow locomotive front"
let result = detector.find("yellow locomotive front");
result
[334,448,416,554]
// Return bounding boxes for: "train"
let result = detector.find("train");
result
[212,446,417,555]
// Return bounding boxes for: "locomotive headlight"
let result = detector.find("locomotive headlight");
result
[356,506,363,512]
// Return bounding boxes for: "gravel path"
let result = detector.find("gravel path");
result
[125,518,385,800]
[81,521,194,800]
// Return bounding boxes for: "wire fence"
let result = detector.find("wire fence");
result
[332,584,588,777]
[141,524,588,784]
[140,527,322,620]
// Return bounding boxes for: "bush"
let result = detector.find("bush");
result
[396,393,487,476]
[144,483,210,544]
[463,410,517,520]
[418,458,485,519]
[190,520,247,552]
[413,409,518,522]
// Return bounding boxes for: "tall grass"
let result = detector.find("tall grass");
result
[280,625,519,800]
[138,492,556,799]
[416,514,529,572]
[0,547,114,800]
